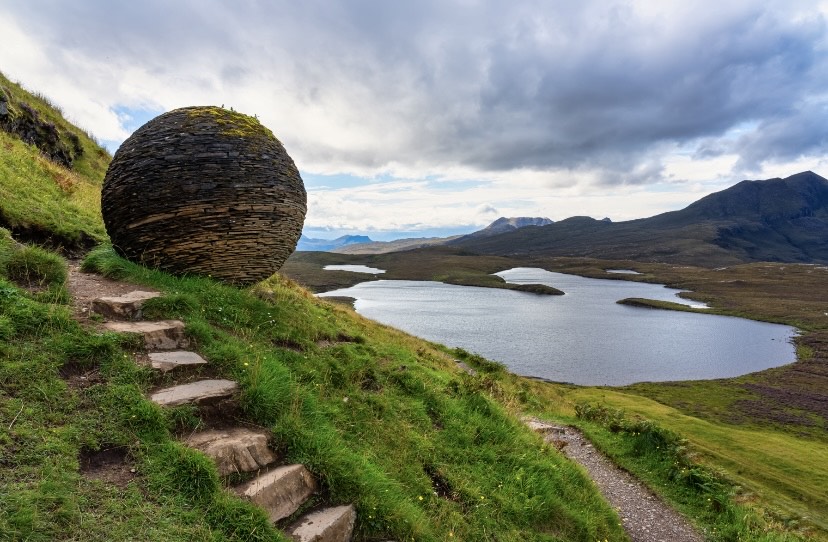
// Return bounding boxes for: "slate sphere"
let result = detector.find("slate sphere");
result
[101,106,307,285]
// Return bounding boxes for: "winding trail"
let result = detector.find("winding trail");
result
[526,419,704,542]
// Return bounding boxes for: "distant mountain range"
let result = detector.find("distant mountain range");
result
[452,171,828,266]
[330,217,552,255]
[296,234,373,252]
[331,235,461,254]
[301,172,828,265]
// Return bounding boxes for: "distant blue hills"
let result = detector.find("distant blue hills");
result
[296,234,373,252]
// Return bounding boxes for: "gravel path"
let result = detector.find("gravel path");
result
[526,419,704,542]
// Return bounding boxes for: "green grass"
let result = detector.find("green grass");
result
[545,388,827,539]
[0,72,109,247]
[0,130,106,245]
[77,246,628,541]
[576,402,816,541]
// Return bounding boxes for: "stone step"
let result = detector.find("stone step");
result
[149,350,208,372]
[237,464,317,523]
[103,320,189,350]
[150,379,238,407]
[92,290,160,320]
[287,505,356,542]
[185,427,277,476]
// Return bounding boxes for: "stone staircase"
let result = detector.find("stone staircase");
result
[96,291,356,542]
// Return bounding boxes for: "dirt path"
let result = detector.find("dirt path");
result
[66,261,158,321]
[527,420,704,542]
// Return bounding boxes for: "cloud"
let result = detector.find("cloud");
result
[1,1,827,234]
[733,99,828,170]
[476,204,499,216]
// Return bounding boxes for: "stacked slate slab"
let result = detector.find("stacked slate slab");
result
[101,106,306,285]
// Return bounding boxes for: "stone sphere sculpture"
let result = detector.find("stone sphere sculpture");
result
[101,106,306,285]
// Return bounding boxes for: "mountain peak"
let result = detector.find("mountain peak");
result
[485,216,553,230]
[677,170,828,223]
[451,216,554,243]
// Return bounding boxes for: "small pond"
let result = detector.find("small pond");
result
[323,265,386,274]
[318,267,796,385]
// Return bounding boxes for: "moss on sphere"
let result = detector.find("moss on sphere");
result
[101,106,307,285]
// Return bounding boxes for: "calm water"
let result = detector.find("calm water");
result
[323,264,386,274]
[319,267,796,385]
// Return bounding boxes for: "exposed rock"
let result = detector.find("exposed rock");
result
[185,427,277,476]
[455,360,477,376]
[237,464,317,522]
[91,290,160,320]
[102,320,189,350]
[148,351,207,372]
[0,91,82,168]
[101,106,307,285]
[288,505,356,542]
[150,379,238,407]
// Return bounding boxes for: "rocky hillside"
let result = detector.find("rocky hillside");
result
[0,71,110,253]
[454,216,554,240]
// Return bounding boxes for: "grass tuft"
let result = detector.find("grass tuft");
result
[6,245,67,288]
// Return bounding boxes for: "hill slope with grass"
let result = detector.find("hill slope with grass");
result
[450,172,828,266]
[0,72,628,541]
[1,72,821,541]
[0,71,110,253]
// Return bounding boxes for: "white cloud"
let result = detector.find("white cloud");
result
[1,1,826,236]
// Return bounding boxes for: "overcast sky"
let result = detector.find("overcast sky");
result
[2,1,827,240]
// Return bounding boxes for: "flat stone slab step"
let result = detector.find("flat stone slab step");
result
[185,427,277,476]
[92,290,160,320]
[288,505,356,542]
[103,320,189,350]
[149,351,207,372]
[237,464,317,523]
[151,379,238,407]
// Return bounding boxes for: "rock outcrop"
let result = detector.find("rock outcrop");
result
[101,106,306,285]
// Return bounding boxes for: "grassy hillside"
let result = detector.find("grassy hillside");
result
[0,73,820,541]
[1,236,633,541]
[0,71,109,251]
